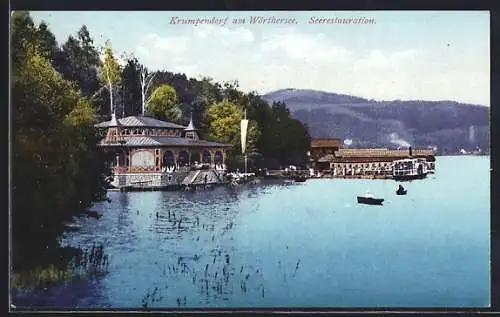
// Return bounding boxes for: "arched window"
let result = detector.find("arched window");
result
[131,150,154,168]
[178,151,189,166]
[162,151,175,167]
[214,151,223,164]
[190,151,201,164]
[202,151,212,163]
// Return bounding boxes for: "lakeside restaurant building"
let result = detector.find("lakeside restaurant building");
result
[95,114,232,188]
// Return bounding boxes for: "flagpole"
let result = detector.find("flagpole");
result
[244,108,248,175]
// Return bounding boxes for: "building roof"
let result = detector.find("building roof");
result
[109,113,121,127]
[184,113,197,131]
[311,138,342,148]
[317,154,336,162]
[336,148,435,158]
[98,136,232,148]
[95,116,187,129]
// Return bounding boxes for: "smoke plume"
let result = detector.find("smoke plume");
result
[389,133,411,148]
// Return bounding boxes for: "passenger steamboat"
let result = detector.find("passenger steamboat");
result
[392,157,428,181]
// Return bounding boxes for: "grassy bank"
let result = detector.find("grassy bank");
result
[11,243,109,291]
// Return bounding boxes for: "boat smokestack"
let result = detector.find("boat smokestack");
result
[409,146,413,157]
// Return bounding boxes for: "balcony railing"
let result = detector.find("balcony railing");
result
[113,163,227,174]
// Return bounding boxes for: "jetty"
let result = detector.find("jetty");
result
[112,167,229,192]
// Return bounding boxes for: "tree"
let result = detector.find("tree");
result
[58,27,102,97]
[11,11,40,71]
[267,101,311,167]
[197,76,223,105]
[146,84,182,122]
[139,65,158,115]
[222,80,243,102]
[100,40,121,116]
[35,21,59,63]
[206,100,260,169]
[75,26,102,98]
[120,55,142,117]
[11,11,111,271]
[55,26,105,117]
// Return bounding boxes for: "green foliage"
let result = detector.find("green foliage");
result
[11,244,109,290]
[11,265,71,290]
[120,55,142,116]
[59,26,102,97]
[100,40,121,115]
[146,84,182,122]
[11,11,111,272]
[101,40,121,87]
[206,100,261,162]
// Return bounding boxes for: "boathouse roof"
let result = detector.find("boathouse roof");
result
[95,115,187,129]
[336,148,435,158]
[311,138,342,148]
[98,136,232,148]
[315,148,436,163]
[317,154,336,162]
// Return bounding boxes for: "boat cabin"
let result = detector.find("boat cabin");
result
[392,158,427,180]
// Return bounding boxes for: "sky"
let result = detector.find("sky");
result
[29,11,490,106]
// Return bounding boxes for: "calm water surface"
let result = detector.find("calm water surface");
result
[13,156,490,308]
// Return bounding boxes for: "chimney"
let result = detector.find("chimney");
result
[409,146,413,157]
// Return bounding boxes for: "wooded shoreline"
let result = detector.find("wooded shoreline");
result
[10,11,311,286]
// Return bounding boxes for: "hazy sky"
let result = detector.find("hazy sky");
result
[30,11,490,106]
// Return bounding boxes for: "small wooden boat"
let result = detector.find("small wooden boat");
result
[357,191,384,205]
[357,196,384,205]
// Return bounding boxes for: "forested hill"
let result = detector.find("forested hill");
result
[262,89,490,155]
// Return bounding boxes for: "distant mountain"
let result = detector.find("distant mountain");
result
[262,89,490,155]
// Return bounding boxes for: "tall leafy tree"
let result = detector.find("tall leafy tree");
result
[58,26,102,96]
[75,26,102,97]
[139,65,158,116]
[206,100,260,169]
[268,101,311,167]
[100,40,121,116]
[120,56,142,117]
[55,25,105,117]
[11,11,111,271]
[222,80,243,102]
[146,84,182,122]
[34,21,59,62]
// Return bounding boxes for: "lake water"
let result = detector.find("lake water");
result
[12,156,491,309]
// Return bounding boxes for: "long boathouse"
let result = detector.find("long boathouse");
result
[309,138,436,178]
[95,114,232,190]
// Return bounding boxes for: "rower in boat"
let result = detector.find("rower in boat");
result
[396,184,407,195]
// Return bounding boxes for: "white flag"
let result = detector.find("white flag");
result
[240,119,249,154]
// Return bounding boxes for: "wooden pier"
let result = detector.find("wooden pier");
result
[109,168,229,192]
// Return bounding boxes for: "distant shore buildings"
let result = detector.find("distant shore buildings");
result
[309,138,436,178]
